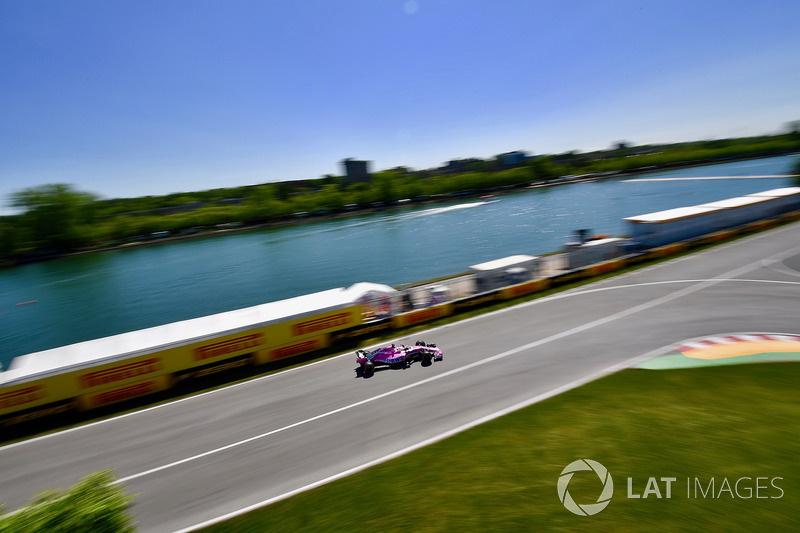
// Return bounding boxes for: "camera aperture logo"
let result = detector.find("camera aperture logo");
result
[558,459,785,517]
[558,459,614,516]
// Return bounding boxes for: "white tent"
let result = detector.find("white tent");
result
[344,282,398,319]
[343,282,398,300]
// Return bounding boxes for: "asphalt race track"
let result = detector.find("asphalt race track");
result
[2,222,800,532]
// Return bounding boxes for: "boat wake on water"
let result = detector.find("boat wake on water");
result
[266,201,494,242]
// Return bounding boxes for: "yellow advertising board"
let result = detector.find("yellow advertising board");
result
[500,278,551,300]
[0,382,51,417]
[278,306,362,341]
[0,370,83,417]
[77,375,173,410]
[69,306,361,382]
[253,334,331,365]
[745,219,777,232]
[586,258,626,277]
[73,355,167,392]
[391,303,454,329]
[652,242,688,257]
[181,329,269,369]
[0,305,363,419]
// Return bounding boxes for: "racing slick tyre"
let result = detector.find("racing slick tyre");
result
[363,361,375,377]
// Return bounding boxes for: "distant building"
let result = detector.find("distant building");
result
[500,151,529,168]
[438,158,484,174]
[341,158,372,185]
[614,141,630,151]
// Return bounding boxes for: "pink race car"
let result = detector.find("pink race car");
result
[356,341,443,377]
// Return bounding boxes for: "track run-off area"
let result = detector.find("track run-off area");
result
[2,221,800,532]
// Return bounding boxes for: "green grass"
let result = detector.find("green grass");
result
[203,363,800,532]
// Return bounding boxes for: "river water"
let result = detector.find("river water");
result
[1,155,797,368]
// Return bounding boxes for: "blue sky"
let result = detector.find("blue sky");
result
[1,1,799,213]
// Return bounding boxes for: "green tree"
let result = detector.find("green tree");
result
[317,184,344,210]
[0,220,32,257]
[275,182,293,201]
[0,471,135,533]
[372,171,400,203]
[527,157,559,182]
[11,184,98,252]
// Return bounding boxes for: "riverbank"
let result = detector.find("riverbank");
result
[3,150,796,269]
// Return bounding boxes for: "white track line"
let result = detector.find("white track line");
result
[172,344,669,533]
[3,222,798,453]
[116,244,800,485]
[763,257,800,279]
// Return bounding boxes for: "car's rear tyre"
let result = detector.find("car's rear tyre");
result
[363,362,374,377]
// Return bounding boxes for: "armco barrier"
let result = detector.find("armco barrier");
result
[452,291,500,313]
[331,318,393,344]
[174,353,253,385]
[0,400,73,428]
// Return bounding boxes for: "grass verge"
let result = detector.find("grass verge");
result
[202,363,800,532]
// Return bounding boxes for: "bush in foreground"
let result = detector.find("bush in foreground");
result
[0,471,135,533]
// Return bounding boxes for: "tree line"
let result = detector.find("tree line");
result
[2,133,799,262]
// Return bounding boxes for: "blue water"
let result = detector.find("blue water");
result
[1,154,797,368]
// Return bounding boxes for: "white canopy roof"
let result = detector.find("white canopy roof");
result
[699,195,774,209]
[2,286,365,385]
[469,255,538,272]
[579,237,625,248]
[747,187,800,198]
[343,282,397,299]
[624,205,718,224]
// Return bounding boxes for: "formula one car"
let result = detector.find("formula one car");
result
[356,340,443,377]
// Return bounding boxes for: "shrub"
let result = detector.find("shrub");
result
[0,471,135,533]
